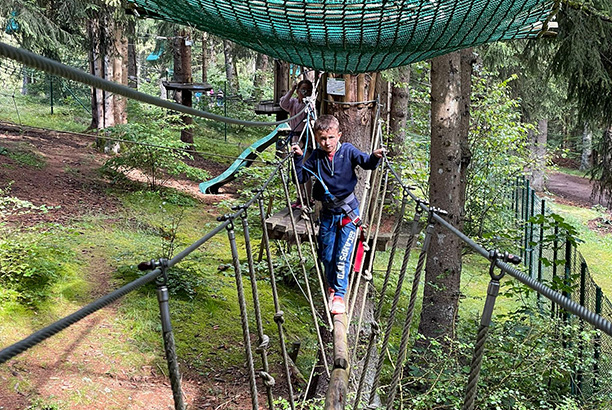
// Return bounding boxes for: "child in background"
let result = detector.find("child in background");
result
[292,115,384,314]
[281,79,313,208]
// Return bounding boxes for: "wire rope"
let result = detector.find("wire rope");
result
[0,41,306,128]
[0,120,270,165]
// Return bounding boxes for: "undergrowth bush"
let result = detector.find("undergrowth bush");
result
[0,235,74,305]
[101,117,210,191]
[397,305,609,410]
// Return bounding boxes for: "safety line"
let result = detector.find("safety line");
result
[0,120,270,165]
[0,41,306,128]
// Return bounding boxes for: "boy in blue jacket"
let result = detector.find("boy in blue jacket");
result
[292,115,384,314]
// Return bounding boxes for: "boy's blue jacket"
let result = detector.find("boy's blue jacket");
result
[294,143,380,212]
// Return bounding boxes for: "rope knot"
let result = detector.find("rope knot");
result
[259,371,276,387]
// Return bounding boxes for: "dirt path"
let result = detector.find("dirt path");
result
[545,172,608,208]
[0,123,262,409]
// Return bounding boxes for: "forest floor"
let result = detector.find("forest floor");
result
[0,123,608,409]
[0,123,273,409]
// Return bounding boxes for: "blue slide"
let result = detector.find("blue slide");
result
[199,123,291,194]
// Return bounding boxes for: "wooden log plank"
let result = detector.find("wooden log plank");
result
[333,313,349,370]
[325,368,349,410]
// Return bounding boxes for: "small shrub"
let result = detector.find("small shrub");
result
[101,118,210,191]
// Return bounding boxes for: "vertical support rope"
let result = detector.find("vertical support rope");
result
[385,210,437,409]
[462,251,509,410]
[347,107,383,309]
[156,259,186,410]
[288,149,334,328]
[257,196,296,410]
[353,193,408,409]
[350,167,389,346]
[279,167,331,376]
[351,169,389,410]
[239,209,275,409]
[367,202,425,407]
[225,218,260,410]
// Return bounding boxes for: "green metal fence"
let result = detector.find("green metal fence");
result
[512,176,612,397]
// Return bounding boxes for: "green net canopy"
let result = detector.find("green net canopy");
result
[128,0,554,74]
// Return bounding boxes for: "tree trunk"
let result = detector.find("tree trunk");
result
[201,32,208,83]
[102,13,115,131]
[127,18,137,89]
[223,39,239,94]
[580,122,593,171]
[531,119,547,191]
[389,66,410,154]
[87,16,103,130]
[417,49,472,344]
[113,23,128,126]
[173,29,194,144]
[375,74,390,132]
[592,124,612,207]
[252,53,269,101]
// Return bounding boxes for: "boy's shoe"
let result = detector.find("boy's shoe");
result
[291,201,302,209]
[327,288,335,307]
[330,296,345,315]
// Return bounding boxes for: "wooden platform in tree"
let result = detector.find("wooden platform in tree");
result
[265,207,395,251]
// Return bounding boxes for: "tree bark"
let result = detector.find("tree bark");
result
[223,39,239,94]
[87,16,103,130]
[580,122,593,171]
[173,29,194,144]
[252,53,269,101]
[201,32,208,83]
[127,18,137,89]
[417,49,472,344]
[531,119,547,191]
[389,66,410,154]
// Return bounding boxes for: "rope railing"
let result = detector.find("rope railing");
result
[0,41,306,128]
[0,155,294,410]
[376,153,612,409]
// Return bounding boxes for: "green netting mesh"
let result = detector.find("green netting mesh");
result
[128,0,555,73]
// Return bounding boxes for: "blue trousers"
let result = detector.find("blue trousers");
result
[318,210,359,298]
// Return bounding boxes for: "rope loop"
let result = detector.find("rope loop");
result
[259,371,276,387]
[274,311,285,324]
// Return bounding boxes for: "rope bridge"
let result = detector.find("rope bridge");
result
[126,0,557,74]
[2,131,612,409]
[1,39,611,409]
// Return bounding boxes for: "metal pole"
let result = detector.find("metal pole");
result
[537,199,545,305]
[155,259,186,410]
[551,221,559,318]
[224,81,227,141]
[49,75,54,114]
[594,286,602,389]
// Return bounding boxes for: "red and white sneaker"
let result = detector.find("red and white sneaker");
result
[327,288,335,307]
[330,296,345,315]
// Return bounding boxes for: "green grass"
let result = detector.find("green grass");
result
[547,201,612,295]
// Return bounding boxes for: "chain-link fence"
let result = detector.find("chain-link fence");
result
[512,176,612,397]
